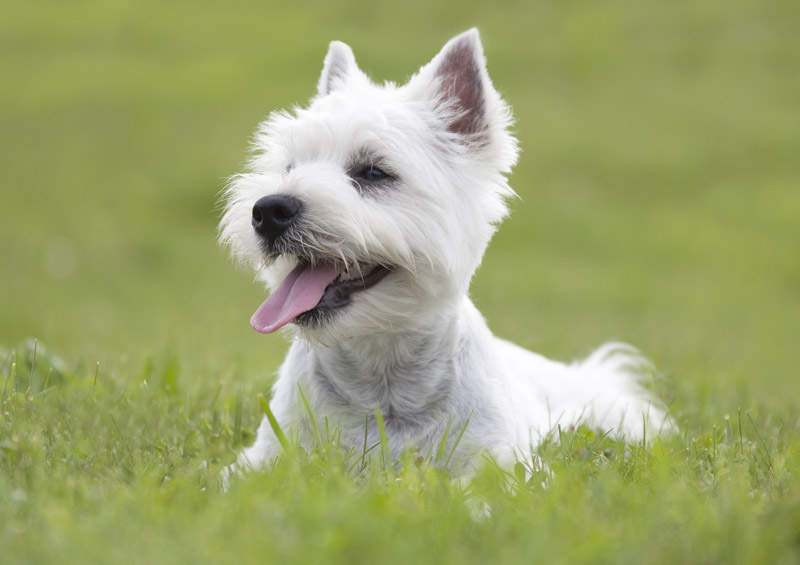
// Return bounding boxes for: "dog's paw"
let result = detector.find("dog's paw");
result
[219,462,240,492]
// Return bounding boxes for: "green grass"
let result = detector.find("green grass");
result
[1,0,799,562]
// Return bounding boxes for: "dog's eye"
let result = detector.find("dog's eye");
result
[356,166,390,182]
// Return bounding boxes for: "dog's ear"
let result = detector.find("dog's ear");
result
[318,41,362,96]
[432,29,488,136]
[409,29,518,171]
[413,29,490,137]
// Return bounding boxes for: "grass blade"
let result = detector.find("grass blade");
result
[434,417,453,464]
[259,393,288,451]
[297,383,323,449]
[374,407,390,469]
[444,411,473,468]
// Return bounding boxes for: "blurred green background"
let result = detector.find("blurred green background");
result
[2,0,798,409]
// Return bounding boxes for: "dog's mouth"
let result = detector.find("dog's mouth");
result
[250,260,392,334]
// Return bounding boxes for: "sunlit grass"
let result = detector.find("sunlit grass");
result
[1,342,797,563]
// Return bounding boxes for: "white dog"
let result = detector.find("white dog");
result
[219,29,669,479]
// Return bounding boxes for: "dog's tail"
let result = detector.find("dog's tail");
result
[565,342,675,441]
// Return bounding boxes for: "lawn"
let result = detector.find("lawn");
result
[1,0,799,563]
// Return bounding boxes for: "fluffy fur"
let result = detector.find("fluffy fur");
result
[219,29,671,480]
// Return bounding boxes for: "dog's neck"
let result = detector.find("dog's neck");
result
[307,299,476,422]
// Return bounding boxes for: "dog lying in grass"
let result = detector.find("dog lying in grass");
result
[219,29,670,482]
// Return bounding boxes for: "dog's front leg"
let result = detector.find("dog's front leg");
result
[220,391,292,490]
[220,421,280,490]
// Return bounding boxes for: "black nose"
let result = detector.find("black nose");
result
[252,195,302,244]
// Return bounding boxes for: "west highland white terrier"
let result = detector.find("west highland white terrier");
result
[219,29,670,479]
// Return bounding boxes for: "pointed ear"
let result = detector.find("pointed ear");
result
[408,29,518,171]
[416,29,490,137]
[317,41,361,96]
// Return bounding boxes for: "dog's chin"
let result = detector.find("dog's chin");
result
[249,250,396,336]
[293,263,393,329]
[293,273,458,344]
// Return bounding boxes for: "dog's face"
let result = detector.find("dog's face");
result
[219,29,518,340]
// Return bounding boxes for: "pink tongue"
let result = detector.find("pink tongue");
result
[250,263,339,334]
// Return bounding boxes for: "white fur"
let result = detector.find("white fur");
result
[219,29,671,481]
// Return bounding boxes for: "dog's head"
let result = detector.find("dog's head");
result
[219,29,518,339]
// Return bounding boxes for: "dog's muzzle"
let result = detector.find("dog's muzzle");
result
[251,194,302,246]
